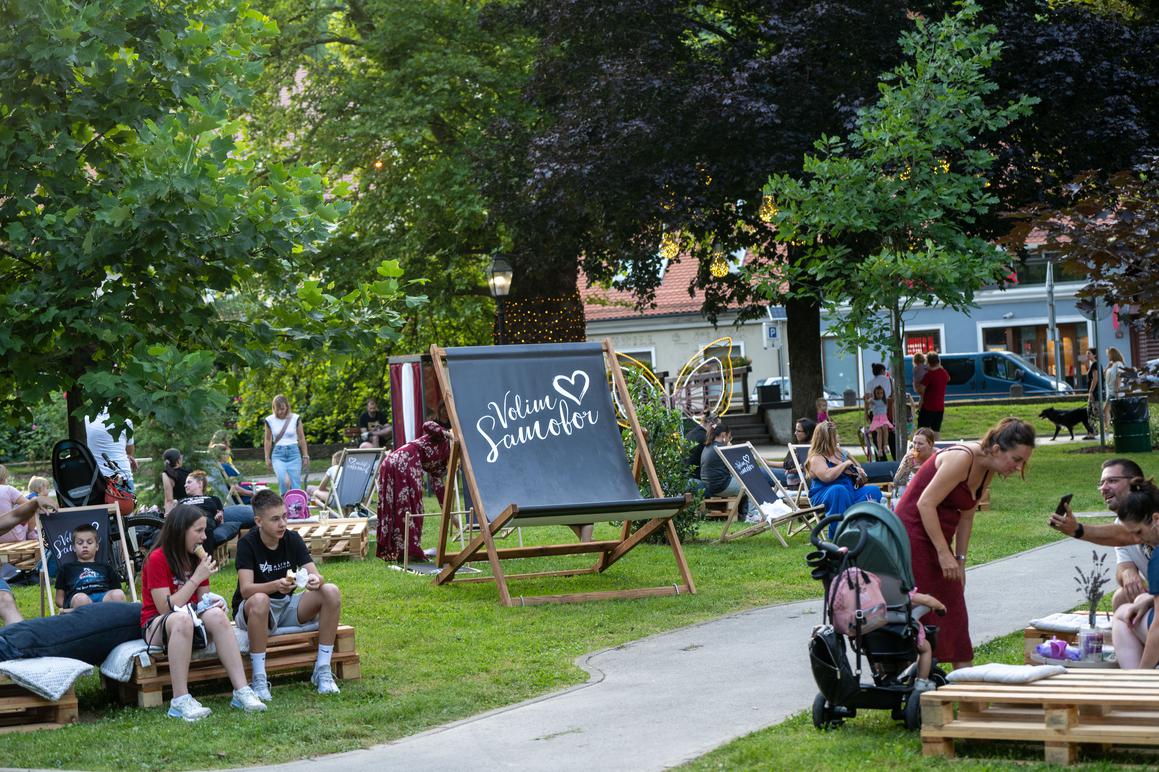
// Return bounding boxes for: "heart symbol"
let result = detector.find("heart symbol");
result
[553,370,590,406]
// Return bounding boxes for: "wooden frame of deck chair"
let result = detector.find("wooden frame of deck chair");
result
[318,447,384,518]
[429,339,696,606]
[713,443,824,543]
[786,444,812,507]
[37,504,138,616]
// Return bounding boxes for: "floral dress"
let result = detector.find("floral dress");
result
[375,421,451,562]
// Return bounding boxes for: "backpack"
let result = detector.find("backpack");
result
[283,488,311,520]
[826,567,887,637]
[808,624,861,705]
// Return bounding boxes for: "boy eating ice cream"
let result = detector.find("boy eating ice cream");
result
[231,489,343,699]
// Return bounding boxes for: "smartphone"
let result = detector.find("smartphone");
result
[1055,493,1074,516]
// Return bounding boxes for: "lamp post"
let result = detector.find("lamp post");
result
[487,253,513,345]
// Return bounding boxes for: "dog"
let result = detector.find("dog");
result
[1039,407,1094,441]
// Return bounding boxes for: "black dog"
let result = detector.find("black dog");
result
[1039,407,1094,441]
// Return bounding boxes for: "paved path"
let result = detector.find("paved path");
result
[252,538,1110,772]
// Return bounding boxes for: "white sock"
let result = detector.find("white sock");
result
[316,644,334,671]
[251,652,267,680]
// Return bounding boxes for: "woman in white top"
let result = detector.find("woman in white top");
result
[1104,347,1126,429]
[263,395,309,491]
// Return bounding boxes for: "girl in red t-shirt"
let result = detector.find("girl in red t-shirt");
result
[140,504,265,721]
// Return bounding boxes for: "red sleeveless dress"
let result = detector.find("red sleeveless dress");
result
[895,446,988,664]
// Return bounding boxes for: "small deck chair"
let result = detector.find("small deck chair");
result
[429,340,695,606]
[37,504,138,616]
[713,443,824,544]
[317,448,383,518]
[786,444,812,506]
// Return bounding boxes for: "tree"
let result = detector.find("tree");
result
[0,0,418,441]
[247,0,529,353]
[483,0,914,412]
[750,1,1036,451]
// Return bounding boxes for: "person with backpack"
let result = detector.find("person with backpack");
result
[264,395,309,492]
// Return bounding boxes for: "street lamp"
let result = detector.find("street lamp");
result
[487,253,513,344]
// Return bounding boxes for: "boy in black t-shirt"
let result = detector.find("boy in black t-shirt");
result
[55,524,126,610]
[233,489,343,699]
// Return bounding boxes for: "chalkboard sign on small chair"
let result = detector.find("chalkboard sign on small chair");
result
[429,339,694,606]
[37,504,138,616]
[713,443,824,544]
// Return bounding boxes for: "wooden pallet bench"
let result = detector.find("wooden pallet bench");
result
[701,496,741,520]
[287,519,369,562]
[0,540,39,571]
[103,624,361,708]
[0,674,78,734]
[921,670,1159,765]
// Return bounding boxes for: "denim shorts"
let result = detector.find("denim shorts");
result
[0,577,10,595]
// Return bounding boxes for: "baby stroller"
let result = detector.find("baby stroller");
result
[806,502,946,730]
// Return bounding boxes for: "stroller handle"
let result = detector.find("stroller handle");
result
[809,514,870,558]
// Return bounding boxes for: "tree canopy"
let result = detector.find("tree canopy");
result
[0,0,418,439]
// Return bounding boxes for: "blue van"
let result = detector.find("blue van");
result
[903,351,1074,401]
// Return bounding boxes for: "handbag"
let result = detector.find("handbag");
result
[103,470,136,516]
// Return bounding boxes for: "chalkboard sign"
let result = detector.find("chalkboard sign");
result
[333,448,383,509]
[714,444,784,507]
[38,504,134,614]
[443,343,647,522]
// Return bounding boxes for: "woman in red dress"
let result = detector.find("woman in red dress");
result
[375,421,451,563]
[896,418,1036,668]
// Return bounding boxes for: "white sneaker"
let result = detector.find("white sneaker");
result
[231,685,267,712]
[251,674,272,702]
[168,694,212,722]
[312,667,340,695]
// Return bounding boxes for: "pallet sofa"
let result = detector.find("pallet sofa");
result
[922,670,1159,765]
[287,519,369,562]
[0,673,79,734]
[102,624,360,708]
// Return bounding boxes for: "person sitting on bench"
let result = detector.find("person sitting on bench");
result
[233,489,343,699]
[1,498,54,624]
[141,504,266,721]
[55,524,127,611]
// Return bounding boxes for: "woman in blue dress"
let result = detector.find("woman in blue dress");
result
[805,422,882,537]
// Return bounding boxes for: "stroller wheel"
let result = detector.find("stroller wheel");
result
[903,691,923,730]
[812,693,844,730]
[931,665,948,687]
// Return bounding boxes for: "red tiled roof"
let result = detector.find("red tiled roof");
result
[580,259,723,321]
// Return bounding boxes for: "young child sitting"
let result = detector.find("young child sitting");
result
[815,397,829,424]
[55,524,126,610]
[233,489,344,699]
[25,476,55,507]
[308,451,344,509]
[910,589,946,692]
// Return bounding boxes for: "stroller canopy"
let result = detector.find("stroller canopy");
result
[834,502,915,593]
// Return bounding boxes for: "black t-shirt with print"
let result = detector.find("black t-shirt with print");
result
[179,495,223,518]
[231,528,313,615]
[55,561,120,603]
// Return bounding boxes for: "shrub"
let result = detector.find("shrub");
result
[620,368,704,544]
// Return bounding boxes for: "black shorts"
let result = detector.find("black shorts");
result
[918,408,945,432]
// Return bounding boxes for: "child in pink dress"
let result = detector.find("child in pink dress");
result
[815,397,829,424]
[867,385,893,460]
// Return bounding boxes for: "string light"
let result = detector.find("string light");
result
[759,196,778,222]
[710,256,729,277]
[373,160,384,170]
[498,291,586,344]
[659,231,682,259]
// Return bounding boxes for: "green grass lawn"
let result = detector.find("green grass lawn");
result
[0,417,1148,769]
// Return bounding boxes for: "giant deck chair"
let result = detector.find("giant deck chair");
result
[318,448,384,518]
[429,340,695,606]
[38,504,138,616]
[713,443,824,544]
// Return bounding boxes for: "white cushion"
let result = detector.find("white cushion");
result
[946,663,1066,684]
[0,657,92,701]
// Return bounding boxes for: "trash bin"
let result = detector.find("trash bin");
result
[1112,397,1152,453]
[843,389,857,407]
[757,384,782,405]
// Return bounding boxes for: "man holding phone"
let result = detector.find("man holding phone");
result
[1049,458,1147,608]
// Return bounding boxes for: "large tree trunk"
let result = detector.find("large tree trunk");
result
[890,302,908,460]
[786,297,822,424]
[66,384,85,442]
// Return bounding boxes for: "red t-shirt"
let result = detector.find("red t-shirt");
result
[921,367,951,412]
[140,548,209,627]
